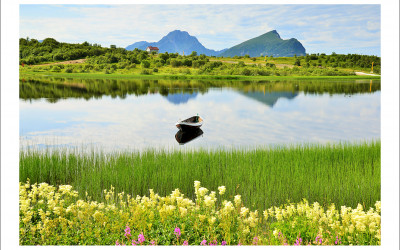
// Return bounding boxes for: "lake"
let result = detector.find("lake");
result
[19,77,380,151]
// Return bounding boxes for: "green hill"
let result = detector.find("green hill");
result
[220,30,306,57]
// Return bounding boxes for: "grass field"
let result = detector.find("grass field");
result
[20,141,380,212]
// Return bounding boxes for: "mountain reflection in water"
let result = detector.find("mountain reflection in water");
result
[19,76,381,151]
[175,128,204,145]
[19,77,380,104]
[166,92,198,105]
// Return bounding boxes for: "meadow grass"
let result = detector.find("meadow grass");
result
[20,141,380,212]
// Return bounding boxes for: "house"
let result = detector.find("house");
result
[146,46,159,53]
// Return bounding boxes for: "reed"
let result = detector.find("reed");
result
[19,141,380,211]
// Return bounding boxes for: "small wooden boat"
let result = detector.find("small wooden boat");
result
[175,128,203,145]
[175,115,203,131]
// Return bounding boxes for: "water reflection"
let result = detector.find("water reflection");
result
[19,76,381,151]
[19,76,380,104]
[175,128,204,145]
[238,91,298,107]
[166,92,198,105]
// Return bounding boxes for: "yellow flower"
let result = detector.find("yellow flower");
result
[194,181,201,191]
[348,224,355,233]
[208,216,216,225]
[218,186,226,195]
[263,210,268,220]
[198,214,206,222]
[179,207,187,217]
[240,207,249,217]
[375,201,381,213]
[204,195,214,207]
[234,195,241,207]
[273,229,279,238]
[243,226,250,235]
[198,187,208,197]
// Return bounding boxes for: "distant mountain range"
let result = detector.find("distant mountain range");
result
[126,30,305,57]
[220,30,305,57]
[126,30,226,56]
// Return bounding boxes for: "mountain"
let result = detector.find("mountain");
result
[220,30,306,57]
[238,91,298,108]
[165,92,198,105]
[126,30,226,56]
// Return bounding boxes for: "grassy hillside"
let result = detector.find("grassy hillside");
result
[19,37,381,77]
[220,30,306,57]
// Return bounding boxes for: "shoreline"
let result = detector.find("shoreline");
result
[20,71,381,81]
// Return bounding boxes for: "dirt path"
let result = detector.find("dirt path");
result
[354,71,380,76]
[32,59,87,66]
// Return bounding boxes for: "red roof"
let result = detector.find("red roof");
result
[147,46,159,50]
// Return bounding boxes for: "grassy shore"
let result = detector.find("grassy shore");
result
[20,71,381,81]
[20,141,380,212]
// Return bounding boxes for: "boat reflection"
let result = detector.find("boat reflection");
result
[175,128,204,145]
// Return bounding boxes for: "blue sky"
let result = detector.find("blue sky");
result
[20,4,381,55]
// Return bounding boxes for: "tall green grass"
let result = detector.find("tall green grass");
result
[20,141,380,211]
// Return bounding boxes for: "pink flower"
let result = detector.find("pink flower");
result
[294,237,302,246]
[200,240,207,245]
[221,241,227,246]
[208,240,217,245]
[138,234,145,244]
[124,225,131,238]
[151,240,156,246]
[335,235,341,245]
[174,227,181,238]
[183,240,189,246]
[132,240,138,246]
[253,236,259,245]
[116,240,120,246]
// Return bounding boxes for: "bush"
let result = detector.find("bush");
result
[140,69,152,75]
[241,68,251,76]
[170,59,182,67]
[141,60,151,68]
[152,68,158,73]
[51,66,61,72]
[237,61,245,67]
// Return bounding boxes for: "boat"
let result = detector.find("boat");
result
[175,128,203,145]
[175,115,203,131]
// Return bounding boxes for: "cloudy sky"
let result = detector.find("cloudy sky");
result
[20,4,380,55]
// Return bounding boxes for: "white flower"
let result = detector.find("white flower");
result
[198,187,208,197]
[234,195,241,207]
[218,186,226,195]
[240,207,249,217]
[194,181,201,191]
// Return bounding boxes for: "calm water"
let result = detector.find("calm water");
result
[19,77,380,151]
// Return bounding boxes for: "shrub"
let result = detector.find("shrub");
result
[170,59,182,67]
[141,60,151,68]
[140,69,152,75]
[51,66,61,72]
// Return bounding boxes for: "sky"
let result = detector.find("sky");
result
[19,4,381,56]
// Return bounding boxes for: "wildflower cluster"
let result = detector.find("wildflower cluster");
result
[268,199,381,245]
[19,180,380,245]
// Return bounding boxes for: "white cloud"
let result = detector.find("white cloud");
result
[19,4,381,55]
